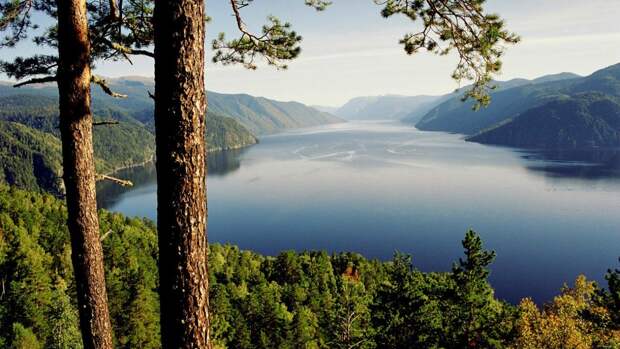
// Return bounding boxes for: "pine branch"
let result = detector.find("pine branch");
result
[96,174,133,187]
[12,75,57,87]
[91,75,128,98]
[93,120,120,126]
[100,229,113,242]
[103,38,154,58]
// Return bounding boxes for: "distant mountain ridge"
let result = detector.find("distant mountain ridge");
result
[416,63,620,149]
[0,77,343,135]
[414,72,583,134]
[335,95,441,121]
[100,77,343,135]
[207,91,342,135]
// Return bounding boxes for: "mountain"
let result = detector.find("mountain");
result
[0,77,343,135]
[468,93,620,148]
[0,121,64,195]
[414,72,583,134]
[90,78,342,135]
[311,105,340,114]
[335,95,441,121]
[0,94,158,193]
[206,92,342,135]
[0,76,340,193]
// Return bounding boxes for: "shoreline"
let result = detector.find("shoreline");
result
[103,140,259,177]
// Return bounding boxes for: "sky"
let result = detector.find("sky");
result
[2,0,620,106]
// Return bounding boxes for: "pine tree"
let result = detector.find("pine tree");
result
[447,230,512,348]
[10,323,43,349]
[0,1,154,348]
[330,277,374,349]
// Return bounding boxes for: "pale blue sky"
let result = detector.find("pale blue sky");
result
[2,0,620,106]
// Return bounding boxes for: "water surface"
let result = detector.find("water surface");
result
[97,121,620,303]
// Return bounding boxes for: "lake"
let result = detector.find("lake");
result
[97,121,620,304]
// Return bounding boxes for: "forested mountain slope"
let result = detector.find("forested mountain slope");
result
[0,121,63,194]
[414,71,583,134]
[0,76,338,193]
[468,93,620,148]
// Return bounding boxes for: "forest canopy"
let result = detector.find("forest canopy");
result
[0,185,618,348]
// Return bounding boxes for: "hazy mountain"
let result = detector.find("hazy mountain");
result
[468,93,620,148]
[414,71,584,134]
[0,77,343,135]
[335,95,441,121]
[207,91,342,135]
[311,105,340,114]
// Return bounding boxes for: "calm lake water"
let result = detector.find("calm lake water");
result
[97,121,620,304]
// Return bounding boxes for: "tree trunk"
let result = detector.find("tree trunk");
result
[56,0,114,348]
[153,0,210,347]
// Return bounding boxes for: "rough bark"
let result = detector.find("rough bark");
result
[154,0,210,347]
[56,0,114,348]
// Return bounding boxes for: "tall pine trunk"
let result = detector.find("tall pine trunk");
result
[56,0,113,348]
[153,0,210,347]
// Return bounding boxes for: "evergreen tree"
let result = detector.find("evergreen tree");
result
[0,1,154,347]
[47,279,83,349]
[330,277,374,349]
[10,323,43,349]
[447,230,514,348]
[605,259,620,327]
[372,253,444,348]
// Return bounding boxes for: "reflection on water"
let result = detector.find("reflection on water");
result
[97,121,620,304]
[520,148,620,180]
[96,149,247,209]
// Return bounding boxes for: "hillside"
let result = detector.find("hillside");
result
[468,93,620,148]
[414,72,583,134]
[207,91,342,135]
[89,78,342,134]
[0,121,64,195]
[0,93,256,193]
[335,95,440,121]
[0,78,342,135]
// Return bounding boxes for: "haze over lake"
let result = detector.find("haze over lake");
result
[97,121,620,303]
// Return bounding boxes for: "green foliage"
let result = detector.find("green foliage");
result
[447,230,514,348]
[603,259,620,328]
[205,111,258,151]
[0,120,63,194]
[10,323,43,349]
[0,0,154,85]
[212,0,331,69]
[374,0,519,107]
[0,186,617,348]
